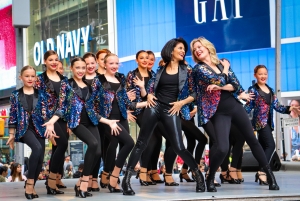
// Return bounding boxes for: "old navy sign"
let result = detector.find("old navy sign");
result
[33,25,92,66]
[175,0,271,54]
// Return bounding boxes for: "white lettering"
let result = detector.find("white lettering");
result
[65,32,74,58]
[234,0,243,19]
[46,38,55,51]
[41,41,45,64]
[33,42,41,66]
[81,25,91,53]
[194,0,207,24]
[212,0,228,22]
[56,34,65,59]
[72,29,81,55]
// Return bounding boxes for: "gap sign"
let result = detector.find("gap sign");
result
[175,0,271,54]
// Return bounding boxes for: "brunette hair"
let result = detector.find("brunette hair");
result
[10,163,24,182]
[20,65,36,75]
[96,49,111,60]
[158,59,165,67]
[254,65,268,74]
[70,57,86,67]
[146,50,155,57]
[44,50,58,61]
[0,166,8,175]
[83,52,97,61]
[104,53,118,64]
[161,37,188,65]
[58,60,63,65]
[136,50,147,59]
[190,37,219,65]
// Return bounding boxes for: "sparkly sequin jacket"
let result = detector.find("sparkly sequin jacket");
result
[54,78,102,129]
[126,68,155,116]
[34,71,69,122]
[244,83,290,131]
[98,73,137,119]
[8,88,45,142]
[147,64,196,120]
[193,62,244,126]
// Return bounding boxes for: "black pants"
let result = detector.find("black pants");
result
[49,119,69,174]
[22,130,45,183]
[220,124,245,171]
[136,111,163,171]
[126,101,198,171]
[96,123,109,176]
[257,124,275,164]
[103,118,134,171]
[206,97,268,174]
[71,124,101,176]
[182,118,207,169]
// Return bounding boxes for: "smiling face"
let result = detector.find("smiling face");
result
[192,41,210,62]
[147,54,155,70]
[71,60,86,80]
[172,43,185,62]
[44,54,59,72]
[84,56,97,75]
[97,53,107,69]
[254,67,268,85]
[136,52,149,69]
[57,62,64,74]
[16,165,21,173]
[20,68,36,88]
[105,55,119,75]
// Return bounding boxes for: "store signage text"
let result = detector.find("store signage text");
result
[194,0,242,24]
[33,25,91,66]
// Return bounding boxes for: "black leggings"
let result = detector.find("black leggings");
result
[257,124,275,164]
[22,130,45,183]
[103,118,134,171]
[220,124,245,171]
[182,119,207,169]
[92,124,106,178]
[136,111,163,171]
[49,119,69,174]
[206,97,268,174]
[71,124,101,176]
[126,101,198,171]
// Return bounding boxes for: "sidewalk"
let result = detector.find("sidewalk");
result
[0,171,299,201]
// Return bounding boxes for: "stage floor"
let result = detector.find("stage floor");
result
[0,171,300,201]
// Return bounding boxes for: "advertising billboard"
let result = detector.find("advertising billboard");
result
[175,0,271,55]
[0,0,16,98]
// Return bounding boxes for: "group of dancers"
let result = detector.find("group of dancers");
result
[6,37,300,199]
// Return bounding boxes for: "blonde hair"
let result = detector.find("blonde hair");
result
[104,53,118,64]
[190,37,219,65]
[20,65,36,75]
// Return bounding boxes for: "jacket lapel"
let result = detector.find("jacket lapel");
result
[18,88,29,111]
[32,88,39,110]
[178,65,187,92]
[43,72,55,93]
[254,83,272,105]
[153,67,164,92]
[69,78,83,100]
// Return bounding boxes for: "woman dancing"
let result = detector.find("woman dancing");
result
[122,38,205,195]
[191,37,280,192]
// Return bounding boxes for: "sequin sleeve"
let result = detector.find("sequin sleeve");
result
[8,91,18,128]
[244,86,256,114]
[228,67,243,95]
[54,80,71,119]
[272,89,290,114]
[187,67,196,100]
[126,71,135,91]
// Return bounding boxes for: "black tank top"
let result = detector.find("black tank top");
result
[25,94,35,131]
[50,80,61,96]
[108,82,122,119]
[79,87,91,126]
[156,68,179,105]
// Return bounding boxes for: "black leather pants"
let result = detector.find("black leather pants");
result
[126,101,198,170]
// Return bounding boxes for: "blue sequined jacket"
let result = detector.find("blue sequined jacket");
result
[126,68,155,116]
[8,88,45,142]
[193,62,244,126]
[34,71,69,122]
[98,73,137,119]
[54,78,103,129]
[244,83,290,131]
[147,64,196,120]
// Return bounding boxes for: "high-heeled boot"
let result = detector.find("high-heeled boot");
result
[191,168,205,192]
[262,165,280,190]
[206,172,217,192]
[121,168,135,195]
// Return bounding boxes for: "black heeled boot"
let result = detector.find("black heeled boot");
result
[121,168,135,195]
[206,172,217,192]
[191,168,205,192]
[262,165,280,190]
